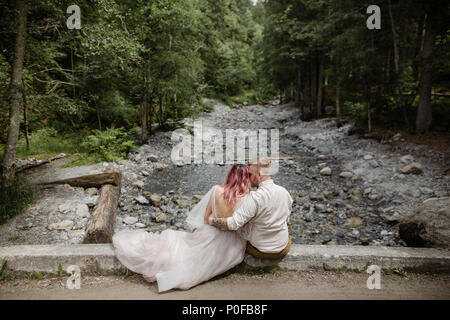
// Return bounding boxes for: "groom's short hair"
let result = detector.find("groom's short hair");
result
[249,157,272,176]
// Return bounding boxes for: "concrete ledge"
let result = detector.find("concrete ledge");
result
[0,244,124,274]
[1,244,449,275]
[245,245,450,273]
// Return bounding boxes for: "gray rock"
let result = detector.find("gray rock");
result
[309,193,324,201]
[401,162,423,174]
[345,217,363,228]
[315,204,326,212]
[123,216,138,225]
[411,189,421,198]
[48,220,74,231]
[135,223,146,228]
[85,196,99,208]
[339,171,353,179]
[383,211,401,222]
[392,133,402,141]
[135,195,149,205]
[399,197,450,248]
[150,194,163,206]
[76,204,90,218]
[155,212,167,223]
[323,190,334,199]
[320,167,332,176]
[58,203,73,213]
[369,160,379,168]
[192,194,203,201]
[364,154,373,160]
[132,180,145,189]
[85,187,98,196]
[420,187,433,195]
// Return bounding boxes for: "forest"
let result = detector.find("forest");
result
[0,0,449,200]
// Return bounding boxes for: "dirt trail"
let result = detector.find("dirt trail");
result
[1,270,449,300]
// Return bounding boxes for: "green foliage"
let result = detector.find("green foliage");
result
[384,267,408,277]
[81,127,137,162]
[51,264,64,277]
[0,260,11,282]
[14,129,84,159]
[0,174,34,225]
[27,270,44,280]
[240,262,278,275]
[261,0,450,130]
[342,101,366,121]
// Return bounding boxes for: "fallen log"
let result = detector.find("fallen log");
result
[40,168,122,188]
[83,183,121,244]
[16,153,66,173]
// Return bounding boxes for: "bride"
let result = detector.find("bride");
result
[112,164,251,292]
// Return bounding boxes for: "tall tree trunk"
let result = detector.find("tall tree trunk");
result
[148,92,152,135]
[1,0,28,188]
[366,86,372,133]
[385,48,391,86]
[389,0,409,126]
[388,0,399,74]
[174,73,178,119]
[296,68,305,118]
[311,59,317,117]
[141,100,148,144]
[71,46,76,99]
[336,75,341,128]
[158,95,163,127]
[316,54,324,118]
[140,66,149,144]
[22,80,29,149]
[416,8,438,134]
[413,14,425,82]
[96,106,102,131]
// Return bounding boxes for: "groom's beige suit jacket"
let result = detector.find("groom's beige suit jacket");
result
[226,179,293,253]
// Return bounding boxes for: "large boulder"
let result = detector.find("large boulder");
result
[399,197,450,248]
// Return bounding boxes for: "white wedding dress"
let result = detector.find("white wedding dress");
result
[112,185,247,292]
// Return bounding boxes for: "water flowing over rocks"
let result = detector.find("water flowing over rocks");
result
[0,100,448,247]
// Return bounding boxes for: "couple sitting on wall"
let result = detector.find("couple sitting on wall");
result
[113,158,292,292]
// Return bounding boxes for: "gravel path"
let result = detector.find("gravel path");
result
[1,270,449,300]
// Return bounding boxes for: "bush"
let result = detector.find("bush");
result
[343,101,366,120]
[0,175,34,225]
[81,127,137,162]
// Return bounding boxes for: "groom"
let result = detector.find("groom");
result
[209,158,293,259]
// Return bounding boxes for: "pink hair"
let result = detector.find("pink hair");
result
[222,164,250,205]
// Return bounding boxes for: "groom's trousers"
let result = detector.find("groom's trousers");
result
[246,236,291,259]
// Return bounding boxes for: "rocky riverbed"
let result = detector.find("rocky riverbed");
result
[0,100,448,247]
